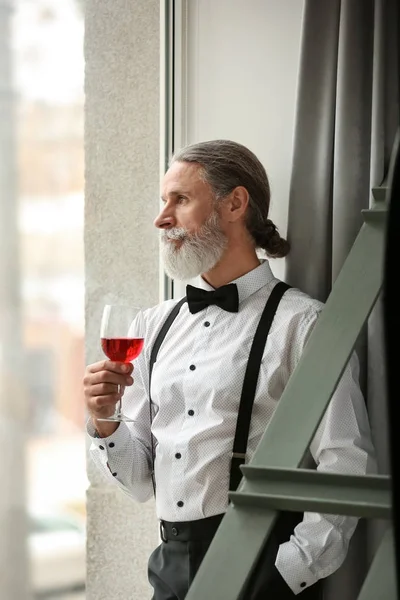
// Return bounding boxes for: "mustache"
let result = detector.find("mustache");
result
[162,228,188,241]
[161,212,222,245]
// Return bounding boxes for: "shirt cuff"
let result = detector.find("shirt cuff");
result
[275,541,319,595]
[86,417,131,452]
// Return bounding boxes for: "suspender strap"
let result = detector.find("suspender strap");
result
[229,281,291,492]
[148,282,291,496]
[149,297,187,382]
[149,297,187,494]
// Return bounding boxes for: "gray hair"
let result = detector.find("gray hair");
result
[171,139,290,258]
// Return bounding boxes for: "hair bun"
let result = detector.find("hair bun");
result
[253,219,290,258]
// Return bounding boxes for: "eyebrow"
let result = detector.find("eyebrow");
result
[161,190,191,201]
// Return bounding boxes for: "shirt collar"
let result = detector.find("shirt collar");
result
[198,260,275,304]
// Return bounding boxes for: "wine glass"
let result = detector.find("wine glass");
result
[97,304,145,422]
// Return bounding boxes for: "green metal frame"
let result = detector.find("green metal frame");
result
[231,467,391,519]
[185,186,392,599]
[251,207,385,471]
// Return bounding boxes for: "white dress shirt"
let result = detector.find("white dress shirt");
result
[88,260,376,594]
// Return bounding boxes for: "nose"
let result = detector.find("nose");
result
[154,203,176,230]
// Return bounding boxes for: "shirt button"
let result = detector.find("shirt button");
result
[175,453,182,459]
[300,582,307,588]
[112,472,117,477]
[204,321,210,327]
[188,410,194,416]
[99,445,105,450]
[177,501,184,507]
[189,364,196,371]
[109,442,115,448]
[171,527,178,536]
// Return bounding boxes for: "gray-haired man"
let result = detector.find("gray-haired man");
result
[84,140,376,599]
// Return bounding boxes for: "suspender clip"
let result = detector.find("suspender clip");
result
[232,452,246,460]
[159,520,168,543]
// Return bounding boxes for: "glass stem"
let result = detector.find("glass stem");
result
[117,385,123,416]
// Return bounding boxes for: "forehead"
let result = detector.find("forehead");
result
[161,161,209,196]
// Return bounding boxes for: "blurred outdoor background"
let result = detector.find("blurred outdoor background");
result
[1,0,87,597]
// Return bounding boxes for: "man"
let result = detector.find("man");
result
[84,140,376,599]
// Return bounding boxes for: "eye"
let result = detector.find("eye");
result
[177,195,188,204]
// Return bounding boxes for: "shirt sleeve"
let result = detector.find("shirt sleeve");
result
[86,349,154,504]
[275,312,377,594]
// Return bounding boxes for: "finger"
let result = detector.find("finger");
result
[88,399,118,419]
[87,360,134,375]
[86,383,120,397]
[89,371,133,387]
[89,393,121,409]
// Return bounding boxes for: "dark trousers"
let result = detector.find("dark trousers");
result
[148,513,323,600]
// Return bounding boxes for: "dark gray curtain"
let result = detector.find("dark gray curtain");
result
[286,1,399,599]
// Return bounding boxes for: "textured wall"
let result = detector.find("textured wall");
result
[84,0,160,597]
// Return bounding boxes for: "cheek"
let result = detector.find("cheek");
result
[176,214,200,234]
[178,206,213,233]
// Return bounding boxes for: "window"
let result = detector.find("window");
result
[1,1,87,598]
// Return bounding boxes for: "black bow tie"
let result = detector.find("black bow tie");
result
[186,283,239,314]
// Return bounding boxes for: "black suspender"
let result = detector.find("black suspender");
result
[148,297,186,494]
[229,281,290,491]
[149,297,187,384]
[148,282,290,496]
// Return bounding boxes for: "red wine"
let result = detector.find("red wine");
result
[101,338,144,363]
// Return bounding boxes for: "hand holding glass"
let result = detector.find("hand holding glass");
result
[98,304,145,422]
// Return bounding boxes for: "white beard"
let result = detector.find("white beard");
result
[160,211,227,281]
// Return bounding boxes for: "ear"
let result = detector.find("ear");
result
[222,186,249,223]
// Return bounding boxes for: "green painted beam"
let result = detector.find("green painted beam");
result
[230,467,391,519]
[371,179,387,202]
[357,528,397,600]
[362,203,387,223]
[186,212,387,600]
[252,216,386,470]
[186,505,279,600]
